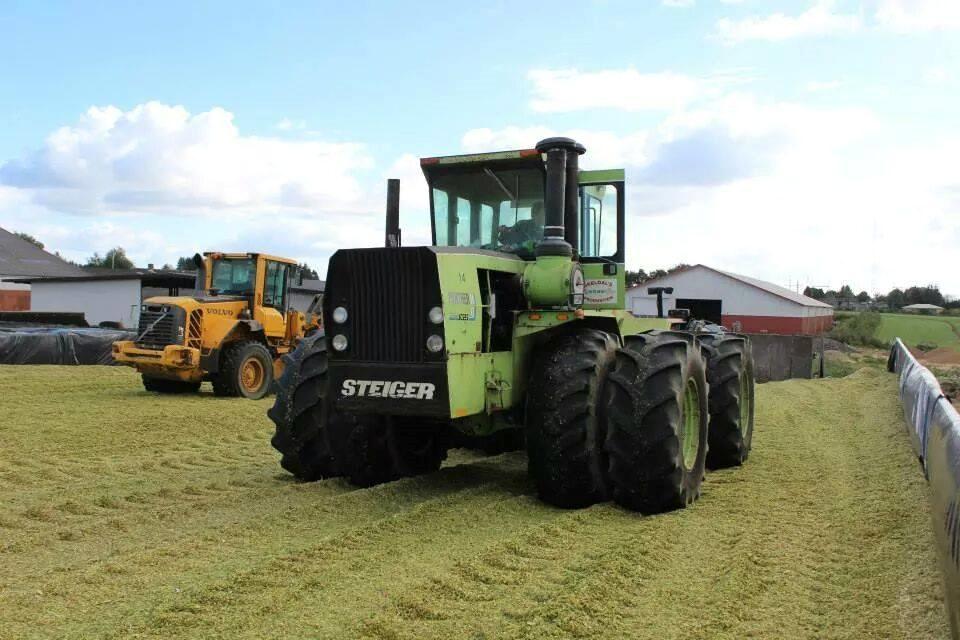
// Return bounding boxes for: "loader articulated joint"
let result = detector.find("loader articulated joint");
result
[535,137,584,259]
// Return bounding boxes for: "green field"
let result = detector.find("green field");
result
[875,313,960,352]
[0,366,949,639]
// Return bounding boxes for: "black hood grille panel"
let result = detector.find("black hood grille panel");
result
[325,247,441,364]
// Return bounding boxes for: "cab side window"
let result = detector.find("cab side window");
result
[579,184,619,258]
[263,261,289,310]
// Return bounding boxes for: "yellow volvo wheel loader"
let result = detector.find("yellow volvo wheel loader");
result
[113,252,320,399]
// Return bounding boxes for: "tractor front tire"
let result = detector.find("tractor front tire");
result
[699,334,755,469]
[141,375,200,394]
[268,333,352,481]
[526,329,617,509]
[604,331,709,513]
[345,417,448,488]
[212,340,274,399]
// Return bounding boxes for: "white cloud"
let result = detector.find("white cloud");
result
[527,69,704,113]
[456,93,960,296]
[0,102,374,217]
[274,118,307,131]
[922,66,951,85]
[805,79,843,92]
[714,1,862,44]
[874,0,960,32]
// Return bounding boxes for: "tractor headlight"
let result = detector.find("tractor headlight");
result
[426,334,444,353]
[332,306,348,324]
[331,334,348,351]
[428,306,444,325]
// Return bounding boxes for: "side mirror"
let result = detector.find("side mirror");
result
[192,253,203,269]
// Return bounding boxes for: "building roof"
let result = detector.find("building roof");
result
[902,303,944,310]
[0,227,86,278]
[291,278,324,293]
[10,268,196,288]
[632,264,833,309]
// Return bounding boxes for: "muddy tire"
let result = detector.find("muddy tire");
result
[268,333,351,480]
[604,331,709,513]
[699,334,755,469]
[526,329,617,509]
[141,375,200,394]
[345,417,448,487]
[212,340,274,399]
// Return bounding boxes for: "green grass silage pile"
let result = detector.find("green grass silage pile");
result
[0,366,949,639]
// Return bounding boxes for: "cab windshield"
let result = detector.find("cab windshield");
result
[210,258,255,295]
[431,166,545,256]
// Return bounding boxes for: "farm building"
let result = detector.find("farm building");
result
[289,278,324,313]
[901,303,944,315]
[626,264,833,335]
[0,227,84,311]
[13,269,196,328]
[14,269,324,328]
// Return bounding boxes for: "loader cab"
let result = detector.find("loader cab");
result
[203,252,296,340]
[422,150,626,307]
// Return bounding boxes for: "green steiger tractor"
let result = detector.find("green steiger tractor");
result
[269,137,755,512]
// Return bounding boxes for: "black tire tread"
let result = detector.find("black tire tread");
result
[141,375,200,394]
[345,416,448,488]
[604,330,709,513]
[526,329,617,509]
[698,333,755,469]
[268,333,349,480]
[212,340,274,399]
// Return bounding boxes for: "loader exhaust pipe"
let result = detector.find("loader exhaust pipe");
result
[385,178,401,248]
[534,137,584,258]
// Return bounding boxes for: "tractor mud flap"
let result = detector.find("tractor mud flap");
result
[328,362,450,418]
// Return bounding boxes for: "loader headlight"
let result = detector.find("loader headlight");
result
[332,306,348,324]
[428,306,443,325]
[331,334,348,351]
[426,334,444,353]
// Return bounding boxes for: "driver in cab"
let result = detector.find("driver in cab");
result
[497,201,545,253]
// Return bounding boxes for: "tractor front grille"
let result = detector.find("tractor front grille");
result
[135,306,185,350]
[325,247,442,364]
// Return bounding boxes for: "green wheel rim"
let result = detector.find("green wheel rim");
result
[739,371,751,437]
[681,378,701,469]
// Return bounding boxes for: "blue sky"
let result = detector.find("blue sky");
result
[1,0,958,294]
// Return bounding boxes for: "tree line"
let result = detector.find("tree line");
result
[802,284,954,309]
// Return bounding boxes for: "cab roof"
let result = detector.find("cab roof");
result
[419,148,541,167]
[203,252,298,265]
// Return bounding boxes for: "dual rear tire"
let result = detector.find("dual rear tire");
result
[527,328,752,513]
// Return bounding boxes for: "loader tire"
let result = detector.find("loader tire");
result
[526,329,617,509]
[699,334,755,469]
[212,340,274,399]
[345,416,448,488]
[141,375,200,394]
[604,331,709,513]
[268,333,352,480]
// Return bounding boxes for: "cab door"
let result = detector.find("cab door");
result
[577,174,625,310]
[256,259,290,339]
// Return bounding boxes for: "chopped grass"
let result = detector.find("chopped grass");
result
[0,365,949,639]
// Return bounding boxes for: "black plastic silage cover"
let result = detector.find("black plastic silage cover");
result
[0,326,131,365]
[889,339,960,638]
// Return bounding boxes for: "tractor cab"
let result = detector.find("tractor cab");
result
[421,147,625,308]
